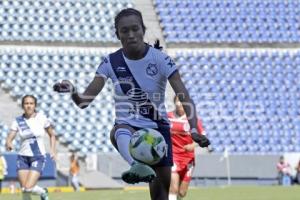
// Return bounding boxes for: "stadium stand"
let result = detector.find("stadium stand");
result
[0,122,11,153]
[0,0,134,43]
[175,50,300,153]
[154,0,300,43]
[1,48,300,154]
[0,47,116,156]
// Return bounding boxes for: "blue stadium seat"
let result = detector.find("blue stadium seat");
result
[175,50,300,154]
[0,0,134,43]
[155,0,300,43]
[0,48,115,156]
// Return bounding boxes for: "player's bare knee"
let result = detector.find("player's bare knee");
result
[169,186,179,194]
[179,190,187,198]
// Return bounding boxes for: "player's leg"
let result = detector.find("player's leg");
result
[24,170,49,200]
[23,156,48,200]
[17,155,32,200]
[110,124,156,184]
[23,170,41,189]
[110,124,136,165]
[149,166,171,200]
[178,161,195,198]
[19,170,32,200]
[148,123,173,199]
[71,174,80,191]
[169,172,180,200]
[178,181,190,198]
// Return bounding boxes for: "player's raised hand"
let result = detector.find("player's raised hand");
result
[190,128,211,148]
[53,80,75,93]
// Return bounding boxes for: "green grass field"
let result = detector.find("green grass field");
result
[1,186,299,200]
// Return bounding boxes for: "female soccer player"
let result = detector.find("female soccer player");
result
[53,8,210,200]
[5,95,56,200]
[168,96,205,200]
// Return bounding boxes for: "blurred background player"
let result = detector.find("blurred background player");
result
[53,8,210,200]
[5,95,57,200]
[295,159,300,184]
[0,153,7,193]
[276,155,292,186]
[69,153,80,191]
[168,96,205,200]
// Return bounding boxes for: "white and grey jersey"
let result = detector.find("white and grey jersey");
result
[10,112,51,156]
[96,46,177,128]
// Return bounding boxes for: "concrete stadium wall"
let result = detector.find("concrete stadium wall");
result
[194,154,279,179]
[3,152,297,187]
[97,153,282,184]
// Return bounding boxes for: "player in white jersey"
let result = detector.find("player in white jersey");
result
[53,8,210,200]
[5,95,56,200]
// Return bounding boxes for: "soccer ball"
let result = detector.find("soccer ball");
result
[129,128,167,165]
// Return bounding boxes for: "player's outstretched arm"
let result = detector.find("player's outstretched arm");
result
[169,71,198,130]
[169,71,210,148]
[5,130,17,151]
[46,126,57,161]
[53,76,105,109]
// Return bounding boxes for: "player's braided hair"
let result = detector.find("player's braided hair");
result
[153,39,163,50]
[114,8,146,38]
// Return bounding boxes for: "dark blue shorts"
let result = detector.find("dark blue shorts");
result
[17,155,46,173]
[153,123,173,167]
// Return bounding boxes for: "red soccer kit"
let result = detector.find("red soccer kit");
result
[168,112,205,182]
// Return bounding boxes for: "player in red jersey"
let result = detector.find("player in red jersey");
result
[168,96,205,200]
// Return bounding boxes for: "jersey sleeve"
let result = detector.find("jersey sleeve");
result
[157,50,178,79]
[39,112,52,128]
[10,120,18,132]
[95,56,111,79]
[44,116,52,128]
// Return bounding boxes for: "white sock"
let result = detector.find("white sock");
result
[31,185,46,196]
[169,193,177,200]
[115,128,135,165]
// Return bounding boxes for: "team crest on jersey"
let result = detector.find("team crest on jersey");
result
[146,63,158,76]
